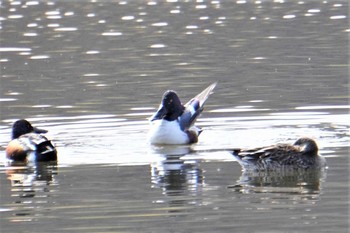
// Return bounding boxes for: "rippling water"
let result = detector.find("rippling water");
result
[0,1,349,232]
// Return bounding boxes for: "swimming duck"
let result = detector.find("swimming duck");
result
[148,82,217,145]
[232,137,326,171]
[6,119,57,162]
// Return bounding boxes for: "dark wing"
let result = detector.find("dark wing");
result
[179,99,202,130]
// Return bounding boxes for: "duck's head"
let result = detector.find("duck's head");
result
[294,137,318,156]
[12,119,48,139]
[150,91,185,121]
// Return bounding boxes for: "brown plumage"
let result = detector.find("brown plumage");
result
[232,137,326,171]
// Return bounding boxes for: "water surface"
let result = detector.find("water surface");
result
[0,1,349,232]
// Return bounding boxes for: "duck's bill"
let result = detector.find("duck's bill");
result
[150,106,166,121]
[33,127,48,134]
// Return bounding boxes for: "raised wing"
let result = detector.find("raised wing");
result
[179,82,217,130]
[185,82,217,108]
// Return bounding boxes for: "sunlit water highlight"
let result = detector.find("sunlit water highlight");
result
[0,1,348,232]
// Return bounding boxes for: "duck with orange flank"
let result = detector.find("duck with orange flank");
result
[6,119,57,162]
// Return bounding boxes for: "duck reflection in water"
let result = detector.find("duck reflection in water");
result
[150,146,204,209]
[230,167,327,196]
[5,161,58,219]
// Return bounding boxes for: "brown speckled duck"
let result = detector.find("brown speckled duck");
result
[232,137,326,171]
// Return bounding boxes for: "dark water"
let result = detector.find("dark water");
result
[0,1,349,232]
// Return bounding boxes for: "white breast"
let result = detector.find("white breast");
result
[148,120,189,145]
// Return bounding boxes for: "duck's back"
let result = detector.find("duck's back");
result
[233,144,323,170]
[7,133,57,161]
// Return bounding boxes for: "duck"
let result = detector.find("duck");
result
[6,119,57,162]
[148,82,217,145]
[232,137,326,171]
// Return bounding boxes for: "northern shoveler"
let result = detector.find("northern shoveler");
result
[232,137,326,171]
[6,119,57,162]
[148,82,217,145]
